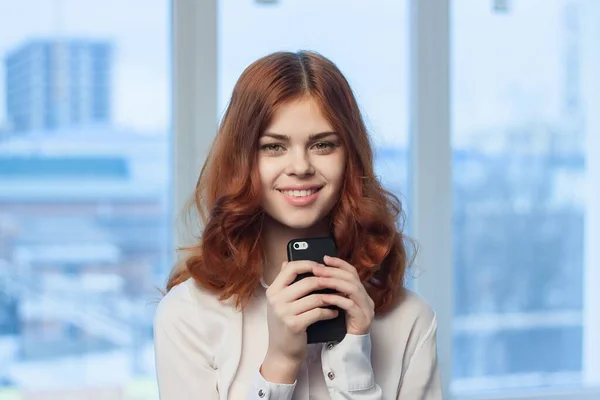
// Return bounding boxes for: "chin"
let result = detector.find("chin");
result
[263,208,328,232]
[283,219,320,231]
[273,215,321,231]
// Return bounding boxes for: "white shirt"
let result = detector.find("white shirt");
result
[154,277,442,399]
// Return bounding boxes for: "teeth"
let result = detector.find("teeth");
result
[280,189,318,197]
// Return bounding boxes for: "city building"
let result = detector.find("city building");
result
[4,39,113,133]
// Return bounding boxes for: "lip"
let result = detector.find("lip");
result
[276,185,323,191]
[277,186,322,207]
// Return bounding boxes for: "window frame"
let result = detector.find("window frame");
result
[172,0,218,247]
[408,0,453,397]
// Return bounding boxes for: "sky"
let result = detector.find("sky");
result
[0,0,596,144]
[0,0,170,132]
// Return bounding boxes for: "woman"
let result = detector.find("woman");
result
[154,51,442,399]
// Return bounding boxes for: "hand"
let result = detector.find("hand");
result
[312,256,375,335]
[262,260,339,383]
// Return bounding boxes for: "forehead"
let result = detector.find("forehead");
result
[265,97,333,137]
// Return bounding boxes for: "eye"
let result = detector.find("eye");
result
[312,141,337,153]
[259,143,285,154]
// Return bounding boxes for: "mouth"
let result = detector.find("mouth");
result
[277,187,323,198]
[276,186,323,207]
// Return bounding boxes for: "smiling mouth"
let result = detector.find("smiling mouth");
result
[277,187,322,197]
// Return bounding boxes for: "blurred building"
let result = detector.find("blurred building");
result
[0,128,169,385]
[4,39,113,133]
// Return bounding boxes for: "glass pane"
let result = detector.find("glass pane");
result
[218,0,411,224]
[0,1,170,398]
[452,0,600,396]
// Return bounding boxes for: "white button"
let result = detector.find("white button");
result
[258,389,265,397]
[327,371,336,380]
[327,342,334,350]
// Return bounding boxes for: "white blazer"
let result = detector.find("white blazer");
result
[154,278,442,399]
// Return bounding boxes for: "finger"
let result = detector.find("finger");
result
[276,276,322,303]
[268,260,320,293]
[323,256,359,277]
[321,293,358,314]
[317,277,372,312]
[312,264,356,283]
[292,307,339,333]
[289,293,326,315]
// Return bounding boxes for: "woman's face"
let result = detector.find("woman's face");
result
[258,96,346,230]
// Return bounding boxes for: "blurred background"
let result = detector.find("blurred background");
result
[0,0,598,399]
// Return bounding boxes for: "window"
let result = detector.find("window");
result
[451,0,600,397]
[218,0,411,211]
[0,1,169,398]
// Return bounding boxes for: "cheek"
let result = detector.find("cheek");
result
[328,155,346,186]
[258,158,281,188]
[331,168,345,194]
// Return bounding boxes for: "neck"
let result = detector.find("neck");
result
[261,216,331,285]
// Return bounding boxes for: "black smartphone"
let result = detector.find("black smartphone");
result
[287,237,347,344]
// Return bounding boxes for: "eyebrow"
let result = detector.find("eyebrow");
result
[261,131,338,141]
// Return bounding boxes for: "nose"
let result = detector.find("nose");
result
[285,148,314,177]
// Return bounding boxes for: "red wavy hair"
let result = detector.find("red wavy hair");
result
[167,51,413,314]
